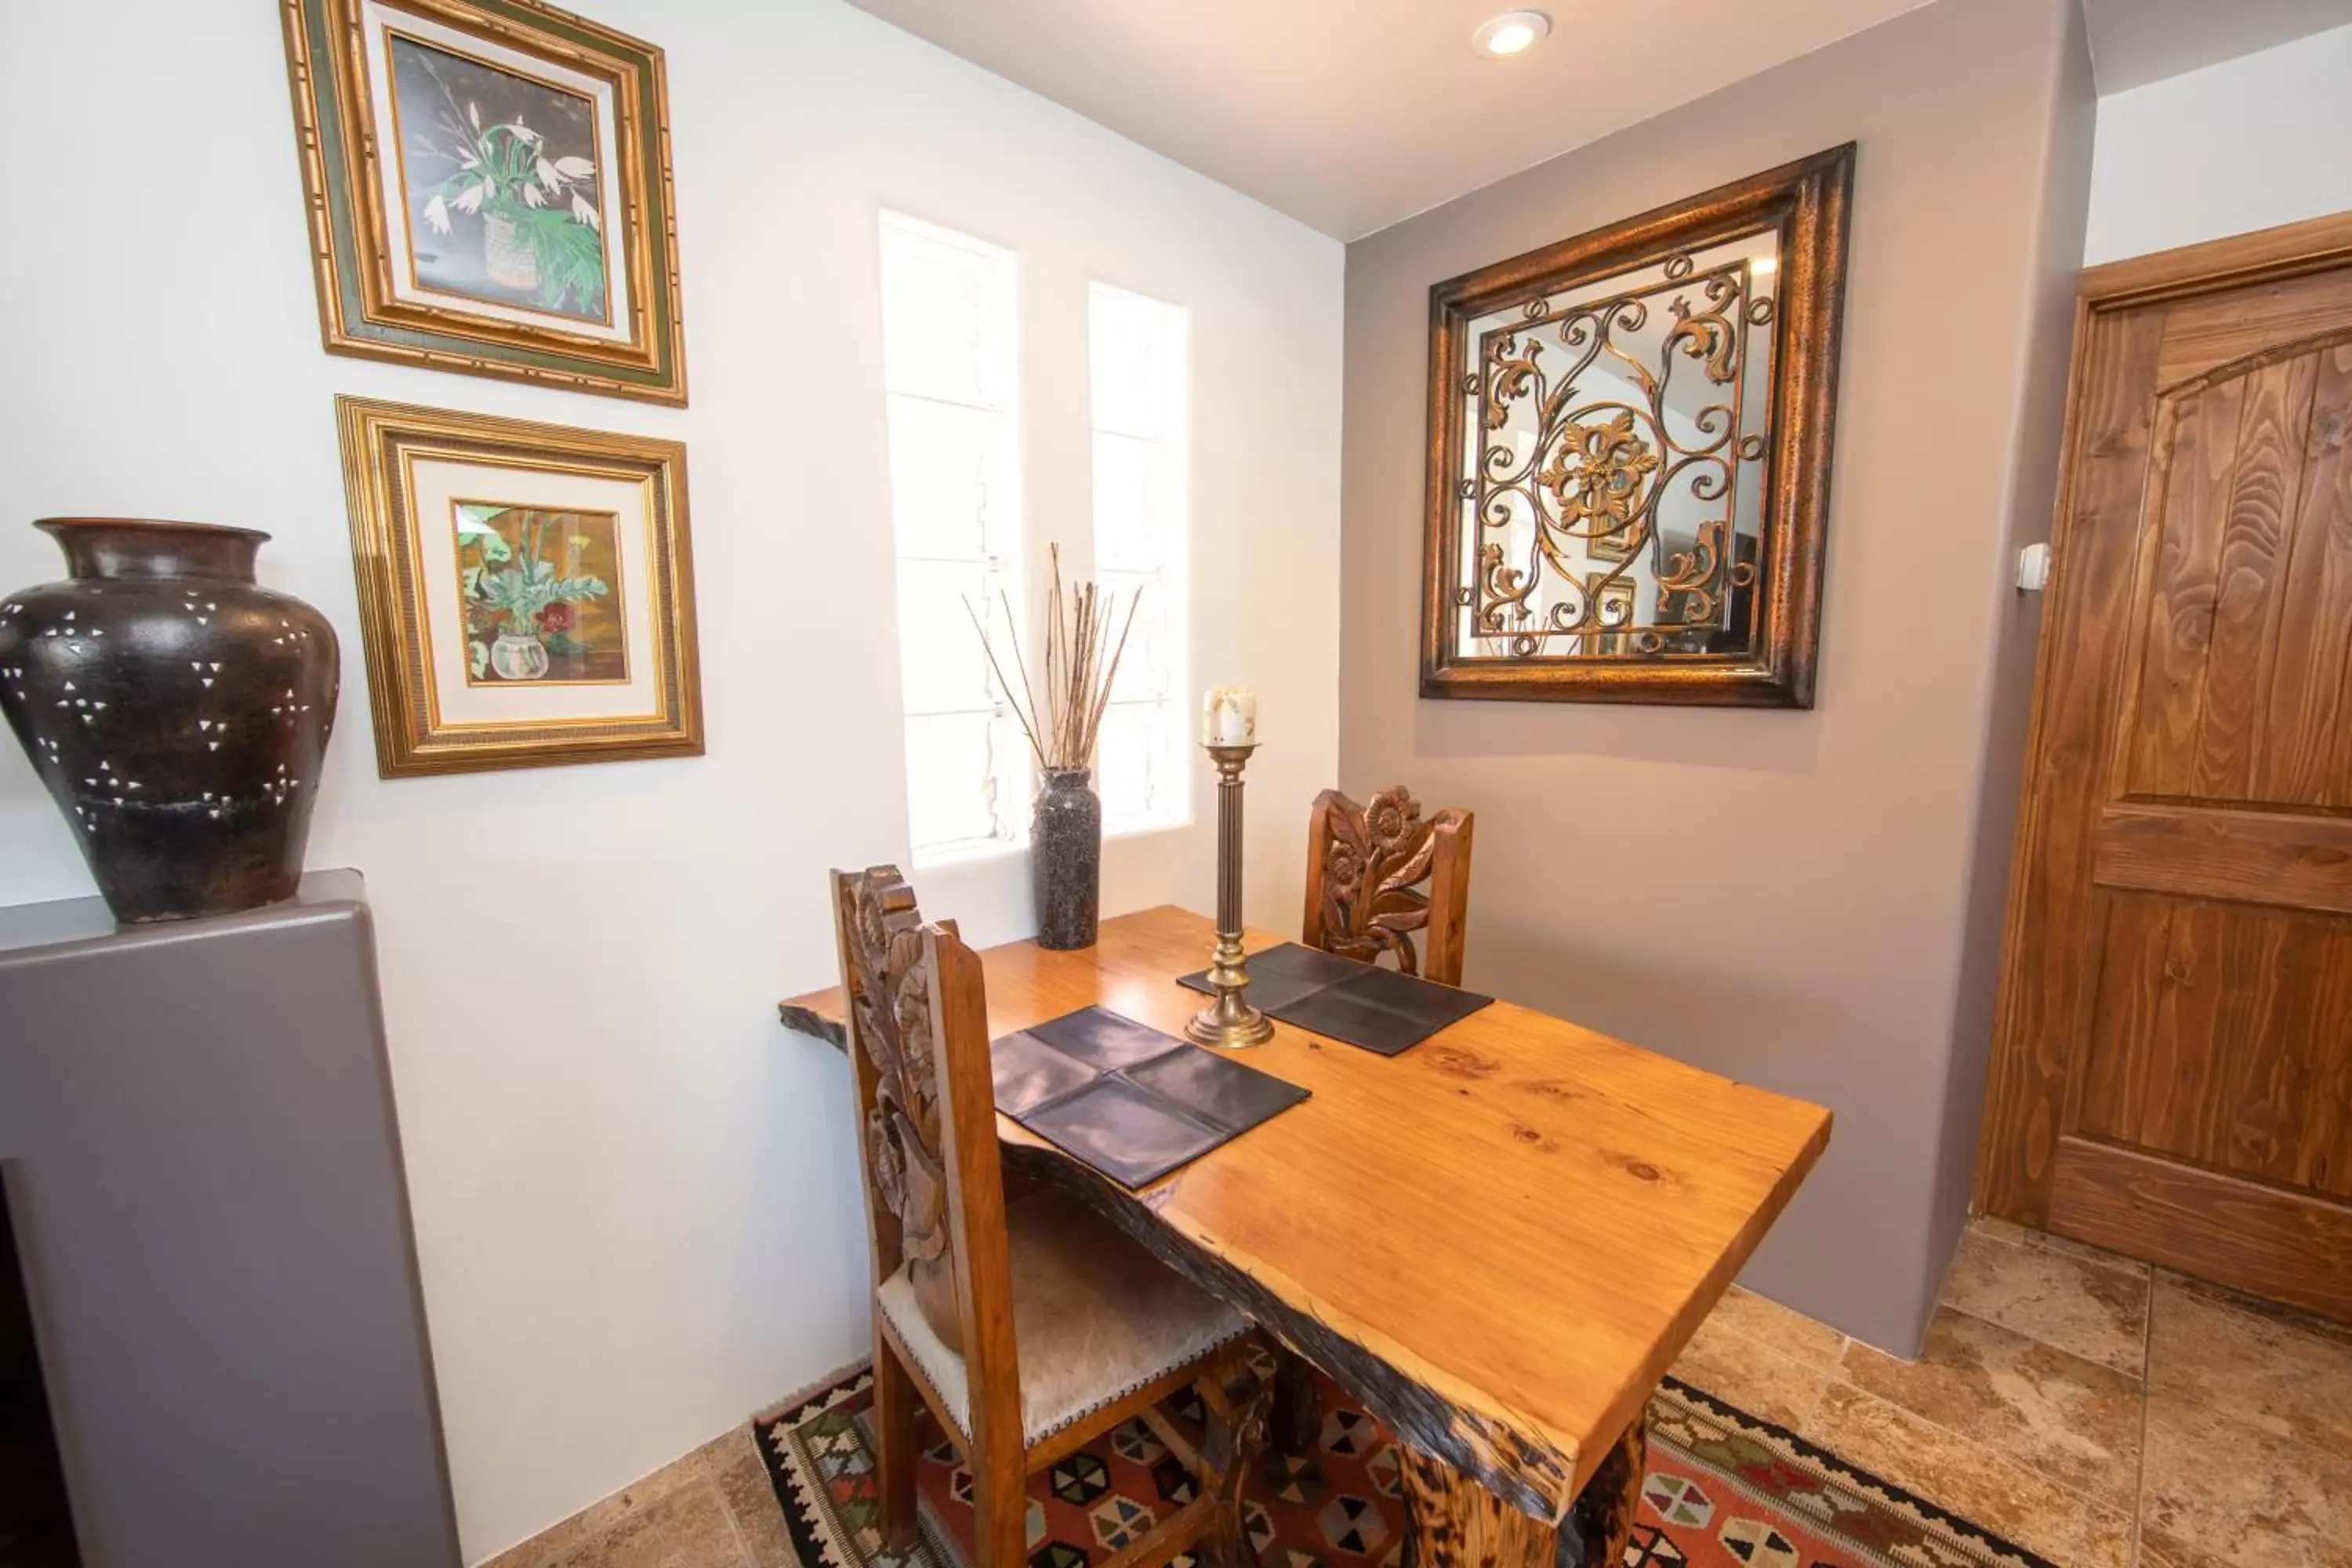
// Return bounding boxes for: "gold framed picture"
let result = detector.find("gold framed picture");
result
[336,396,702,776]
[283,0,687,404]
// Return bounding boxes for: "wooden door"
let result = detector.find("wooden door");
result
[1980,215,2352,1322]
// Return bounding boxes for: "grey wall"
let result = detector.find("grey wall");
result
[1927,5,2098,1332]
[1338,0,2096,1352]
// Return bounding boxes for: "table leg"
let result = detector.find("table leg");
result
[1563,1411,1646,1568]
[1399,1409,1648,1568]
[1271,1346,1322,1456]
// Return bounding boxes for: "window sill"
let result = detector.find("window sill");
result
[912,838,1025,872]
[1105,817,1192,844]
[912,816,1192,872]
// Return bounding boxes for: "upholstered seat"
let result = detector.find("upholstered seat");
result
[877,1186,1248,1444]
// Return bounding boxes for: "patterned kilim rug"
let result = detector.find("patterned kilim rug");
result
[754,1363,2056,1568]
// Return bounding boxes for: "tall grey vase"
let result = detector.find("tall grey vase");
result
[1033,768,1102,950]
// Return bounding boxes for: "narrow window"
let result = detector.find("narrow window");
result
[877,213,1025,862]
[1088,283,1190,833]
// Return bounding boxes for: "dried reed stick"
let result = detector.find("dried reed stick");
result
[962,544,1141,775]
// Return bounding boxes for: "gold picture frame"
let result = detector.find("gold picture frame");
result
[337,396,703,775]
[283,0,687,404]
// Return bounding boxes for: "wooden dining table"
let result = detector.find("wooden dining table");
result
[782,906,1831,1568]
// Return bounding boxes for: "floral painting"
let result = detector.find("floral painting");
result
[390,33,609,322]
[453,503,626,684]
[285,0,684,402]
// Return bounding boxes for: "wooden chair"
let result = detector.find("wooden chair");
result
[830,866,1272,1568]
[1301,786,1475,985]
[1283,786,1475,1447]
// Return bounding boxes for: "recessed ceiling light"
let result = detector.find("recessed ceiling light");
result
[1472,10,1552,58]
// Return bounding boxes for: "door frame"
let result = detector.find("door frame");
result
[1975,209,2352,1294]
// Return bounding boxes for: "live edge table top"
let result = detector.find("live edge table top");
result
[782,906,1831,1526]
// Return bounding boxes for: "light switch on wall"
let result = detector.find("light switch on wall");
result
[2016,541,2052,593]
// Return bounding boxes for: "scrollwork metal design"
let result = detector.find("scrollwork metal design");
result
[1462,252,1770,655]
[1422,145,1854,707]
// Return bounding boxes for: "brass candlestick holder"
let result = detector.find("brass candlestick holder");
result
[1186,742,1275,1048]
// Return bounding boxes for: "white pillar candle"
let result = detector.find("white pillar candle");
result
[1202,687,1257,746]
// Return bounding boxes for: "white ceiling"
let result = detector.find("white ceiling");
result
[847,0,2352,241]
[844,0,1938,239]
[2083,0,2351,93]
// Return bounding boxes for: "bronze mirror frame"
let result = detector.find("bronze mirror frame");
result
[1419,144,1855,707]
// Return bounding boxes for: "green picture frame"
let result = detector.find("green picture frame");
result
[283,0,687,405]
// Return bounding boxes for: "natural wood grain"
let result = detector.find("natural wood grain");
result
[1980,220,2352,1319]
[2265,344,2352,808]
[2213,916,2334,1192]
[2072,896,2174,1145]
[1563,1415,1646,1568]
[829,876,1266,1568]
[2190,355,2316,797]
[2077,891,2352,1201]
[790,905,1831,1523]
[2125,373,2245,797]
[1200,1339,1273,1568]
[931,919,1030,1568]
[1977,301,2168,1222]
[2156,270,2352,388]
[2094,804,2352,916]
[2081,209,2352,312]
[1287,786,1475,1449]
[1396,1414,1642,1568]
[1400,1446,1554,1568]
[776,1000,845,1048]
[2048,1136,2352,1322]
[873,1312,920,1548]
[2294,936,2352,1199]
[2092,901,2233,1162]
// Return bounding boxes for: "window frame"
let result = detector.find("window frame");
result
[877,209,1031,867]
[1086,277,1194,839]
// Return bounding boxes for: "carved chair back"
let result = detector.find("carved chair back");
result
[829,867,1025,1460]
[1301,788,1475,987]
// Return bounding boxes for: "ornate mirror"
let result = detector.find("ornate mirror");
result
[1421,145,1853,706]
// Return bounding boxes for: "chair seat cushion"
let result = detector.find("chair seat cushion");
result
[877,1187,1248,1446]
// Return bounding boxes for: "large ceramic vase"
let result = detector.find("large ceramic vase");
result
[0,519,340,924]
[1033,767,1102,951]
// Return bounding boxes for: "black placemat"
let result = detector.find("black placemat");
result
[989,1007,1309,1189]
[1178,943,1493,1056]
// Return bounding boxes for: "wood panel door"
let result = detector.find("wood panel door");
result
[1980,215,2352,1322]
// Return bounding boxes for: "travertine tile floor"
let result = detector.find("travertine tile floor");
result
[1668,1218,2352,1568]
[487,1217,2352,1568]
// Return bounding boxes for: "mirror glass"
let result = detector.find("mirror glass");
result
[1450,228,1780,662]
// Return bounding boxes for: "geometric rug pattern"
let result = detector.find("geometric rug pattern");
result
[755,1363,2056,1568]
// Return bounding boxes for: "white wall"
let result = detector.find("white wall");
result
[0,2,1342,1559]
[2086,22,2352,263]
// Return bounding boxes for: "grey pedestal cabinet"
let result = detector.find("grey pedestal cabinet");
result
[0,870,462,1567]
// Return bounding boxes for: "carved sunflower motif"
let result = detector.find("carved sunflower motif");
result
[1319,786,1441,976]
